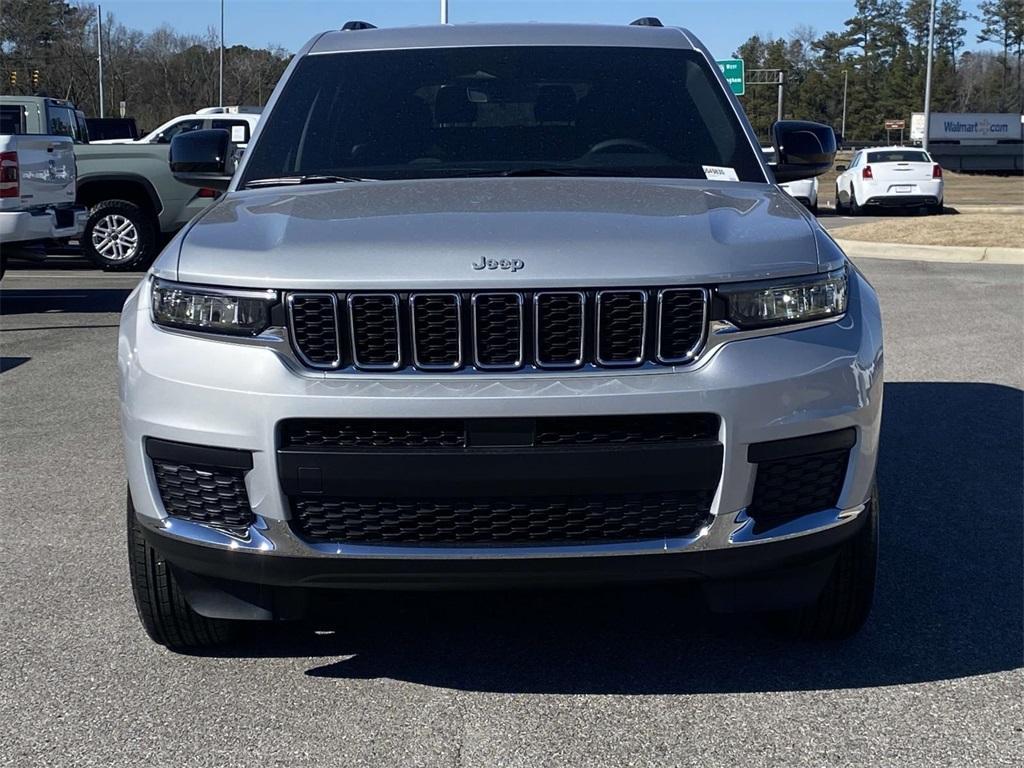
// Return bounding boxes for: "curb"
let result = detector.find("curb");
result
[834,239,1024,265]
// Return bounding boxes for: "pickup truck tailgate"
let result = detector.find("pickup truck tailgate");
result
[0,134,76,212]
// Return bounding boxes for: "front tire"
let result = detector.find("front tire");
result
[127,493,235,651]
[777,483,878,641]
[83,200,157,271]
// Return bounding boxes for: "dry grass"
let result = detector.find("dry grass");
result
[835,213,1024,247]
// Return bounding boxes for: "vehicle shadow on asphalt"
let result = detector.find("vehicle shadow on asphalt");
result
[222,381,1024,694]
[0,288,132,316]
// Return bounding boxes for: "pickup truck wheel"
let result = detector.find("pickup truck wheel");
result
[127,492,235,651]
[84,200,156,271]
[775,482,878,641]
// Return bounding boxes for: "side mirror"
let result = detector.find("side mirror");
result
[170,129,234,191]
[769,120,837,184]
[835,165,848,172]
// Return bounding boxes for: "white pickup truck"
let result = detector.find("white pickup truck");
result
[0,130,87,278]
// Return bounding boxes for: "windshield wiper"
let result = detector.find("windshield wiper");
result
[244,174,375,189]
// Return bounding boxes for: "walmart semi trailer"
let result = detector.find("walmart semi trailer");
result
[910,112,1023,172]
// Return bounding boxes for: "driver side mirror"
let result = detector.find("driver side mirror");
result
[769,120,837,184]
[835,165,848,172]
[169,129,234,191]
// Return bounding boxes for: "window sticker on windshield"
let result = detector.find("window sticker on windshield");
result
[702,165,739,182]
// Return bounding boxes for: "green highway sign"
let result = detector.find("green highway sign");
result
[717,59,745,96]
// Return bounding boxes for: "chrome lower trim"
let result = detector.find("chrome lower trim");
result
[139,502,867,560]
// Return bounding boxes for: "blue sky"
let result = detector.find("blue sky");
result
[99,0,992,59]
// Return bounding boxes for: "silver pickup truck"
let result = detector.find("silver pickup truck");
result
[0,127,87,279]
[0,95,225,270]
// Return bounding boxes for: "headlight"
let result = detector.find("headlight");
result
[718,267,848,329]
[150,278,277,336]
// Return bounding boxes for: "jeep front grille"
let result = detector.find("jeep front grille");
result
[287,288,707,372]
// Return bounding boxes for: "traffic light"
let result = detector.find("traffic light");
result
[8,71,15,89]
[31,70,39,89]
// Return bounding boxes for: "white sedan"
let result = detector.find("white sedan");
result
[762,148,819,211]
[835,146,944,214]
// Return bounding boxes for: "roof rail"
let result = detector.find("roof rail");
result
[341,20,377,31]
[629,17,664,27]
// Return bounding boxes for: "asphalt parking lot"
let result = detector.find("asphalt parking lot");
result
[1,258,1022,767]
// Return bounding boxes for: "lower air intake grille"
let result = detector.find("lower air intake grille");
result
[292,491,713,545]
[152,460,254,535]
[280,418,467,449]
[749,436,853,533]
[279,414,719,450]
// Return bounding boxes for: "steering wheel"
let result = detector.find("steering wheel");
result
[585,138,660,155]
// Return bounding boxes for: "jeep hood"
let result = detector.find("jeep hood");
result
[170,177,828,289]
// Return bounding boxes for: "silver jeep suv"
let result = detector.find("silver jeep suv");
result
[119,19,883,650]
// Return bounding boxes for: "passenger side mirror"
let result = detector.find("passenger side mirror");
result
[169,129,234,191]
[835,165,847,172]
[769,120,837,184]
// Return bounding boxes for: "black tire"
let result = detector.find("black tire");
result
[776,483,878,641]
[930,201,944,215]
[127,493,235,651]
[83,199,157,271]
[834,186,845,213]
[809,200,819,215]
[849,189,862,216]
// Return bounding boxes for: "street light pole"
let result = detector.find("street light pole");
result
[922,0,936,150]
[97,5,104,117]
[441,0,449,24]
[841,69,848,141]
[219,0,224,108]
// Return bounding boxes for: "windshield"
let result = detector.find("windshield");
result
[241,46,765,185]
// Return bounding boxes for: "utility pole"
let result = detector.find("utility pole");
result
[97,5,104,117]
[922,0,936,150]
[441,0,448,24]
[841,69,849,141]
[219,0,225,108]
[776,71,785,123]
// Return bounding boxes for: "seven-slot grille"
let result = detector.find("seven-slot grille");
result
[287,288,707,372]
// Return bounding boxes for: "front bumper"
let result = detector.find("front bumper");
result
[0,205,87,245]
[120,268,884,606]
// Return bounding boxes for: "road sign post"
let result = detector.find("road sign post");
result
[716,59,745,96]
